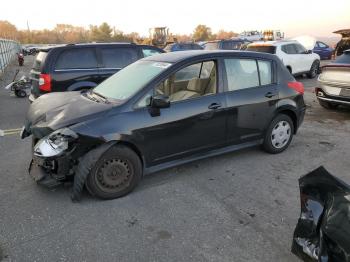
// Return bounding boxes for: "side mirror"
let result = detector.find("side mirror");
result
[307,50,312,54]
[148,95,170,117]
[150,95,170,108]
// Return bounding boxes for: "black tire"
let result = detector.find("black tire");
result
[307,60,320,79]
[318,99,338,110]
[15,89,27,98]
[262,114,294,154]
[86,145,142,200]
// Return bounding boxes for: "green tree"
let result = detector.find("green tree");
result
[193,24,212,41]
[90,22,113,42]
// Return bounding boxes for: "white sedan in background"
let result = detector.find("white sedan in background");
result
[247,40,320,78]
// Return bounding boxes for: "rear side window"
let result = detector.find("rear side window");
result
[33,51,47,71]
[281,44,297,54]
[258,60,272,85]
[55,48,97,69]
[224,58,259,91]
[101,47,138,69]
[246,46,276,54]
[295,44,306,54]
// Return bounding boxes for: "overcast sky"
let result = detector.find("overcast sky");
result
[2,0,350,37]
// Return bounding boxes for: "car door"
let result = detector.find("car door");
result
[281,44,299,74]
[98,46,140,82]
[223,57,279,144]
[313,41,323,57]
[52,47,100,91]
[294,43,313,72]
[133,59,227,165]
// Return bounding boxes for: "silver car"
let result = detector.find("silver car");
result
[316,50,350,109]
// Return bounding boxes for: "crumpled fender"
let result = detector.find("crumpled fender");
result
[292,166,350,262]
[71,141,117,202]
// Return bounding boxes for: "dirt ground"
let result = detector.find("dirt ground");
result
[0,56,349,262]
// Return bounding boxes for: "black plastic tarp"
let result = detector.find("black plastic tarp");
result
[292,166,350,261]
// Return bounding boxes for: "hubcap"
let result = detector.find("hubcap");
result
[271,121,291,149]
[95,159,132,193]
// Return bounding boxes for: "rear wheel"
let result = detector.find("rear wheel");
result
[262,114,294,154]
[307,60,319,79]
[15,89,27,98]
[318,99,338,110]
[86,145,142,199]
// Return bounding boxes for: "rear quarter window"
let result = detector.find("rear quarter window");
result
[55,48,97,69]
[246,46,276,54]
[100,47,139,68]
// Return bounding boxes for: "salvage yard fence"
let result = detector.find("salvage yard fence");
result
[0,38,21,75]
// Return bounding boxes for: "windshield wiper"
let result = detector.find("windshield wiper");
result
[91,90,110,103]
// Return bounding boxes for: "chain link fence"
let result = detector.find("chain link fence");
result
[0,38,21,75]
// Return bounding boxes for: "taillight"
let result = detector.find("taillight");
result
[39,74,51,92]
[287,81,304,95]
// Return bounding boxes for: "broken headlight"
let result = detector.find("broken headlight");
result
[34,128,78,157]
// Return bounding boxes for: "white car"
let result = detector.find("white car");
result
[247,40,320,78]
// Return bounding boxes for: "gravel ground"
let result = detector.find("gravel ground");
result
[0,56,349,262]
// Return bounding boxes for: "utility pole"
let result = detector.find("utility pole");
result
[27,20,31,43]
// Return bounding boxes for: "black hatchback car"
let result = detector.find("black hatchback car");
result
[29,43,164,102]
[22,50,306,200]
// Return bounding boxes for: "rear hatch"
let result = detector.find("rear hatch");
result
[319,65,350,97]
[30,51,48,97]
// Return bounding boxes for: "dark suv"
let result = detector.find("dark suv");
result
[23,50,306,200]
[29,43,164,102]
[203,39,252,50]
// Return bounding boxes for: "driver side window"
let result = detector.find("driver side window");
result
[155,61,217,103]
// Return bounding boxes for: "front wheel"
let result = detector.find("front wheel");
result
[262,114,294,154]
[86,145,142,199]
[307,60,320,79]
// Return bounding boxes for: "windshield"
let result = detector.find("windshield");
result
[204,42,219,50]
[94,60,171,101]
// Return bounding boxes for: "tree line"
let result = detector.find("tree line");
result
[0,20,238,44]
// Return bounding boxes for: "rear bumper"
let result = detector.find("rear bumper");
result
[315,87,350,106]
[298,106,306,129]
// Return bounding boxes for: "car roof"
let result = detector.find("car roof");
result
[142,50,277,63]
[39,42,141,52]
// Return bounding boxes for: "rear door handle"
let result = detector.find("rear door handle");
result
[265,92,277,98]
[208,103,222,110]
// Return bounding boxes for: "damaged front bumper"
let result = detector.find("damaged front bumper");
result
[29,151,74,188]
[292,166,350,262]
[28,128,80,188]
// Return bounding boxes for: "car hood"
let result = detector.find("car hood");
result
[23,91,115,138]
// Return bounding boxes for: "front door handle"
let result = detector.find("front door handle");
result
[265,92,276,98]
[208,103,222,110]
